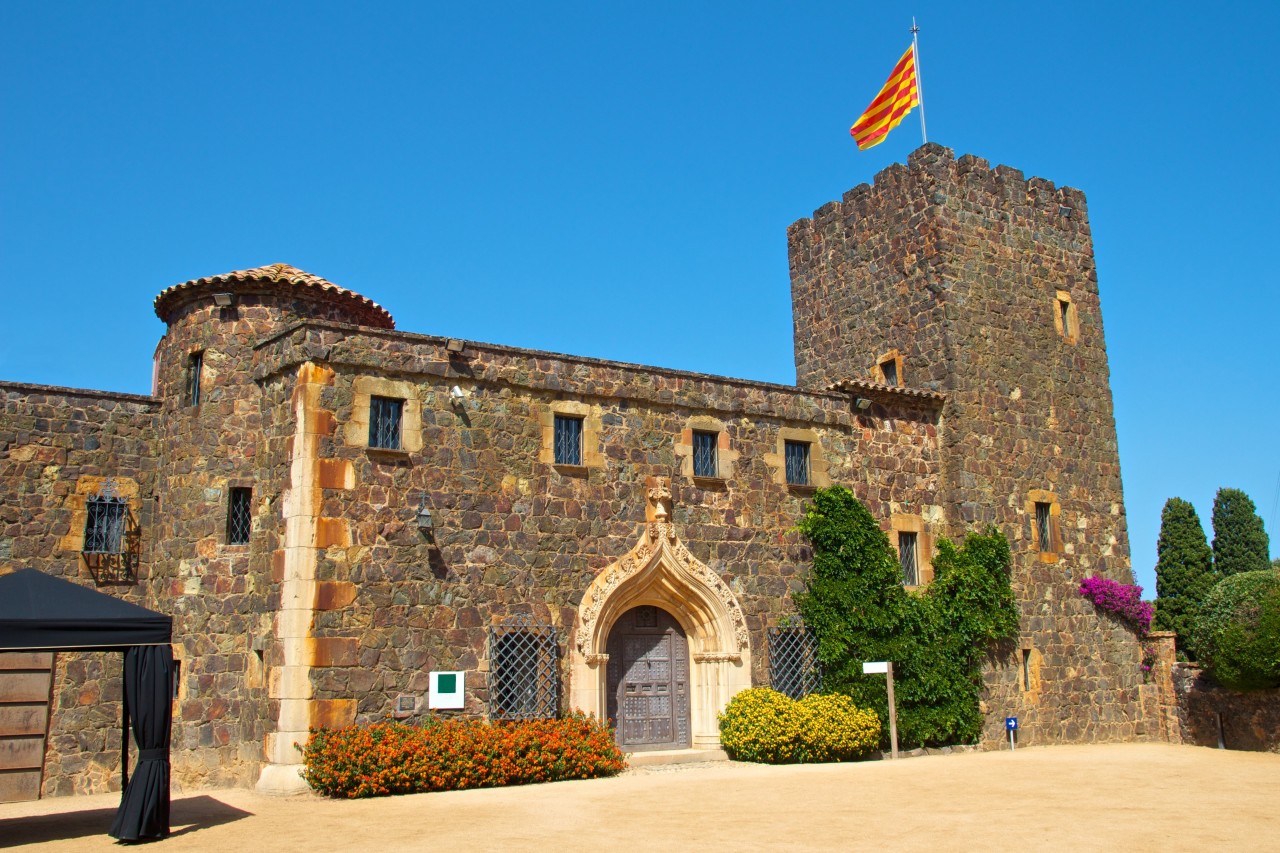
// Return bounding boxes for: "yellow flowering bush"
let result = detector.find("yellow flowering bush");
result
[718,688,880,764]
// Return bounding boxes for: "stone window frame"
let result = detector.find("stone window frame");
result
[1053,290,1079,345]
[225,483,253,547]
[889,513,934,589]
[344,376,424,456]
[764,427,830,493]
[1026,488,1063,563]
[58,476,142,554]
[674,416,739,485]
[538,400,604,473]
[873,349,904,386]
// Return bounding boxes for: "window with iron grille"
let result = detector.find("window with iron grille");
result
[368,396,403,450]
[553,414,583,466]
[784,440,810,486]
[489,615,559,721]
[84,494,128,554]
[1035,501,1054,552]
[768,626,821,700]
[880,358,899,386]
[186,352,203,407]
[899,531,919,586]
[227,487,252,545]
[692,430,718,478]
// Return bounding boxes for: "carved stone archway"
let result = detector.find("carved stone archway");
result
[569,478,752,749]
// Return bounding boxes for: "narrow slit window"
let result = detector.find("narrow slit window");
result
[227,487,252,545]
[1058,299,1071,337]
[553,414,583,466]
[692,430,718,478]
[899,531,919,586]
[784,440,810,486]
[186,352,203,407]
[1022,649,1032,691]
[368,396,404,450]
[1035,501,1053,552]
[880,358,899,386]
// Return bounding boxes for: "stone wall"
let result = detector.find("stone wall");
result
[788,144,1144,747]
[1171,664,1280,752]
[0,382,159,795]
[253,322,944,724]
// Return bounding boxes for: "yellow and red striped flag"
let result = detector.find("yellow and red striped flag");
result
[850,46,920,151]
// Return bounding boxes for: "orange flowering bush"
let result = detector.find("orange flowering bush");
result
[299,713,626,798]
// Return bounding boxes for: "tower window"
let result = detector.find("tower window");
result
[899,531,919,586]
[553,414,583,466]
[1022,648,1033,691]
[880,358,899,386]
[692,430,718,478]
[186,352,203,407]
[1035,501,1054,553]
[227,487,252,545]
[1058,299,1071,337]
[784,440,810,486]
[368,396,404,450]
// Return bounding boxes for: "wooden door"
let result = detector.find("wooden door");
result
[606,606,690,751]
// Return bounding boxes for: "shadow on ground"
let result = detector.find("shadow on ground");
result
[0,794,253,846]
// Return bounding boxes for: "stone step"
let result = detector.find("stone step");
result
[625,748,729,767]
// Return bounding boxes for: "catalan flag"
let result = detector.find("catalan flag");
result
[850,45,920,151]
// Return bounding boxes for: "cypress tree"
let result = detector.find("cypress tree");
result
[1152,497,1215,658]
[1211,488,1271,577]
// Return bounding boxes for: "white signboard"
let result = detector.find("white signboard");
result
[862,661,889,674]
[429,670,465,709]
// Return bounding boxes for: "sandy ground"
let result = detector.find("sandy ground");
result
[2,743,1278,852]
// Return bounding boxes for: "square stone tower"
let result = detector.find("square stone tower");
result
[788,144,1143,743]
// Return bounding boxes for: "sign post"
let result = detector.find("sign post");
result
[863,661,898,760]
[1005,716,1018,751]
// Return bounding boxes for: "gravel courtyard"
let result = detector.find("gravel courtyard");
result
[3,743,1277,851]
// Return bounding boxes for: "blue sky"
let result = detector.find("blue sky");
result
[2,2,1277,594]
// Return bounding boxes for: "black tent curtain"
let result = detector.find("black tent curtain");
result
[108,643,174,842]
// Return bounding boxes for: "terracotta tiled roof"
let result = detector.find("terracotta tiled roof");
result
[153,263,395,329]
[825,377,946,403]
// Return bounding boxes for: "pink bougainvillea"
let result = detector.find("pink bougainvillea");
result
[1078,575,1154,636]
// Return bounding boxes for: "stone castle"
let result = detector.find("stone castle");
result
[0,144,1154,799]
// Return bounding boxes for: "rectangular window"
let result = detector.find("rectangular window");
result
[84,496,127,554]
[553,414,583,466]
[880,358,899,386]
[1035,502,1054,552]
[768,626,821,700]
[186,352,203,407]
[227,487,252,545]
[899,531,919,586]
[784,440,810,486]
[368,396,404,450]
[489,619,559,721]
[692,430,718,478]
[1058,299,1071,337]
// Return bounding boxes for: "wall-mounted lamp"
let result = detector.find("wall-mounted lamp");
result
[213,292,235,307]
[449,385,466,406]
[416,495,434,533]
[446,339,465,353]
[1058,206,1072,218]
[855,397,873,411]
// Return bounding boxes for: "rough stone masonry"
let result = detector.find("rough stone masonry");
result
[0,143,1152,799]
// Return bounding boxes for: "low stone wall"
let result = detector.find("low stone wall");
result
[1172,663,1280,753]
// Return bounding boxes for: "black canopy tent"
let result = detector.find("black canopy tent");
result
[0,568,174,842]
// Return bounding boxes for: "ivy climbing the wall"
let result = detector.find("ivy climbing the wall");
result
[795,486,1019,748]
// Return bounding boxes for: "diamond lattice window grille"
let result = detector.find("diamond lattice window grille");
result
[768,624,821,700]
[489,614,559,721]
[227,487,252,545]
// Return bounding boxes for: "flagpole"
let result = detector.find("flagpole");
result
[911,18,927,144]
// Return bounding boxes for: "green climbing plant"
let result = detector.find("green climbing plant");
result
[795,486,1019,748]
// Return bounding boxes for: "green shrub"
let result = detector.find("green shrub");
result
[718,687,880,764]
[1192,570,1280,691]
[794,486,1018,748]
[299,713,626,798]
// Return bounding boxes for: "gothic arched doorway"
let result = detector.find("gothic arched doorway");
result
[605,605,691,751]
